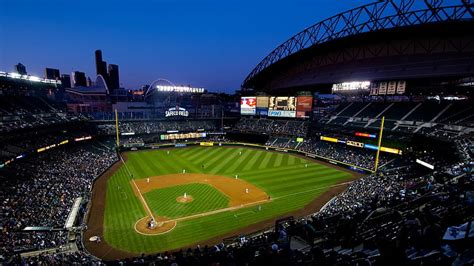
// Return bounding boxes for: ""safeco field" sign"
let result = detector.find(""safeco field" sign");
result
[165,106,189,117]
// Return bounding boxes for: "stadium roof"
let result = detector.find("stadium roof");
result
[243,0,474,90]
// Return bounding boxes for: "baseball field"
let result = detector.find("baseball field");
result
[85,146,356,258]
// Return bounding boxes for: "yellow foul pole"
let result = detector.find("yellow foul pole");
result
[115,109,120,148]
[374,116,385,173]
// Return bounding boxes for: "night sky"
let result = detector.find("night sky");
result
[1,0,395,92]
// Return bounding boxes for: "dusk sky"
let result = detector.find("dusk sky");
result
[1,0,385,92]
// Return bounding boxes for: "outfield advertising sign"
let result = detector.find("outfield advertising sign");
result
[200,142,214,146]
[256,108,268,116]
[161,132,206,140]
[268,110,295,117]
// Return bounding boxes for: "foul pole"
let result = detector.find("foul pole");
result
[115,109,120,148]
[374,116,385,173]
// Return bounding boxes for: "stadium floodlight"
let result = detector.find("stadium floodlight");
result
[332,81,371,92]
[155,85,205,93]
[0,71,61,85]
[28,76,41,82]
[9,72,21,78]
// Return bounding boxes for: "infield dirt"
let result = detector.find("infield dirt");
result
[132,173,269,207]
[83,150,363,260]
[132,173,270,235]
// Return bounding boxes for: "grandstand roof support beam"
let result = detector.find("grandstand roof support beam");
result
[461,0,474,16]
[243,0,474,89]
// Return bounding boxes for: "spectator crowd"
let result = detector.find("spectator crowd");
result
[235,118,308,137]
[0,141,117,261]
[97,120,217,135]
[1,116,472,265]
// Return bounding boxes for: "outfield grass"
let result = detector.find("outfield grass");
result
[103,146,353,253]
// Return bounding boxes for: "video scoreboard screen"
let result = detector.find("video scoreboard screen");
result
[240,97,256,115]
[296,96,312,118]
[256,96,269,116]
[268,96,297,118]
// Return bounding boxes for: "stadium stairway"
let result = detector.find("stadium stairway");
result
[364,103,394,128]
[343,103,372,126]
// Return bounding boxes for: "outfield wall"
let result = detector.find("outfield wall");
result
[120,141,373,174]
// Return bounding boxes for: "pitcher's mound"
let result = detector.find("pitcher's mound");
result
[176,195,193,203]
[135,216,176,235]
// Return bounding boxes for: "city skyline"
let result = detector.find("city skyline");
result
[1,0,396,92]
[0,0,380,92]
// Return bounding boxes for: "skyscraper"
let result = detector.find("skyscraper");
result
[71,71,87,87]
[60,74,71,88]
[87,76,93,87]
[108,64,120,90]
[95,50,107,78]
[14,63,27,75]
[45,68,60,80]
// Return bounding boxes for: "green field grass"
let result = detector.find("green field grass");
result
[144,183,229,218]
[103,146,353,253]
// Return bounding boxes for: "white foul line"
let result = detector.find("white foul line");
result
[131,179,155,221]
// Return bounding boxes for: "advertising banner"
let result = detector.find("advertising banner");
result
[347,140,364,148]
[355,132,376,138]
[268,96,297,118]
[320,136,338,143]
[200,142,214,146]
[256,96,269,116]
[381,146,402,155]
[296,96,313,118]
[161,132,206,140]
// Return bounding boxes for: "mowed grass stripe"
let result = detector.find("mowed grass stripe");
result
[272,153,284,168]
[205,148,235,170]
[151,151,184,173]
[136,152,166,176]
[225,149,256,174]
[127,152,156,178]
[135,151,172,176]
[281,153,290,166]
[247,168,346,187]
[206,148,242,174]
[193,148,225,165]
[169,152,203,173]
[236,149,262,172]
[103,147,355,253]
[238,163,327,177]
[258,151,275,169]
[126,153,148,178]
[269,173,351,195]
[185,147,218,162]
[243,150,267,171]
[288,155,296,165]
[172,147,197,157]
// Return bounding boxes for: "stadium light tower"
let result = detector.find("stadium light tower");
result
[115,109,120,148]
